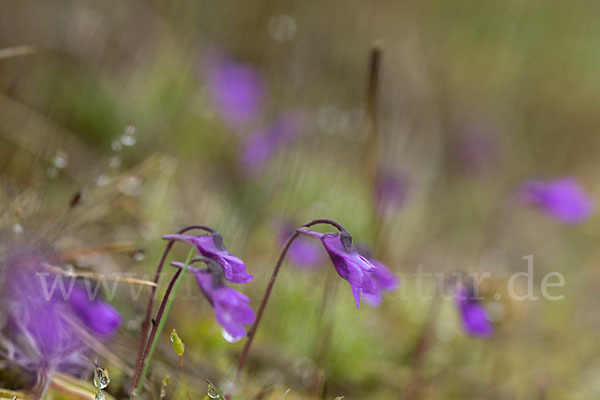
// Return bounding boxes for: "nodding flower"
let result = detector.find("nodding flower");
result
[300,229,379,308]
[520,177,593,224]
[171,261,255,343]
[455,284,493,338]
[163,232,253,284]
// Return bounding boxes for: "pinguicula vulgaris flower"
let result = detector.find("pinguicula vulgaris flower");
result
[206,51,265,128]
[171,261,255,342]
[299,229,379,308]
[163,231,253,283]
[520,177,593,224]
[455,285,493,338]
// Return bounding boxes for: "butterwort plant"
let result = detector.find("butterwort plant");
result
[236,218,395,377]
[130,225,254,398]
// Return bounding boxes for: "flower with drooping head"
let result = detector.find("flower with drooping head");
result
[455,285,493,338]
[520,178,593,224]
[300,229,378,308]
[206,51,265,128]
[171,261,255,342]
[163,231,253,283]
[374,169,409,216]
[361,258,400,307]
[240,112,304,175]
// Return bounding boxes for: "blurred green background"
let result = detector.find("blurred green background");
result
[2,0,600,399]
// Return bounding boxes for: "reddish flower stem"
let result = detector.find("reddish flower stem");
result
[235,218,346,378]
[130,225,213,397]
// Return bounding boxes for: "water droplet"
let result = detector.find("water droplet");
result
[53,150,69,169]
[13,223,23,234]
[121,125,137,146]
[111,140,122,152]
[207,384,220,399]
[93,366,110,390]
[96,175,111,186]
[222,329,243,343]
[117,176,142,197]
[268,14,297,42]
[132,249,146,261]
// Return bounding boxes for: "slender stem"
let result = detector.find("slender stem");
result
[178,355,191,400]
[131,226,212,396]
[236,218,345,377]
[133,249,195,397]
[312,267,338,398]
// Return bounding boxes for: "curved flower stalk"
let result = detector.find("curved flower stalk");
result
[171,259,255,342]
[236,218,389,378]
[520,177,593,224]
[455,285,493,338]
[132,226,253,397]
[278,222,326,269]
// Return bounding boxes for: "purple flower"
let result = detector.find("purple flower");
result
[302,230,378,308]
[240,112,304,175]
[455,285,493,338]
[68,285,121,337]
[206,52,265,128]
[279,223,326,269]
[374,169,409,215]
[163,232,253,283]
[520,178,594,224]
[172,263,255,342]
[3,249,121,367]
[362,259,400,307]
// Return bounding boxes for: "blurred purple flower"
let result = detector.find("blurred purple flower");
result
[68,285,121,337]
[163,232,253,283]
[3,249,121,367]
[451,121,499,175]
[301,230,378,308]
[362,259,400,307]
[240,112,304,175]
[455,285,493,337]
[279,223,326,269]
[374,169,409,215]
[206,53,265,128]
[171,263,255,342]
[520,178,593,224]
